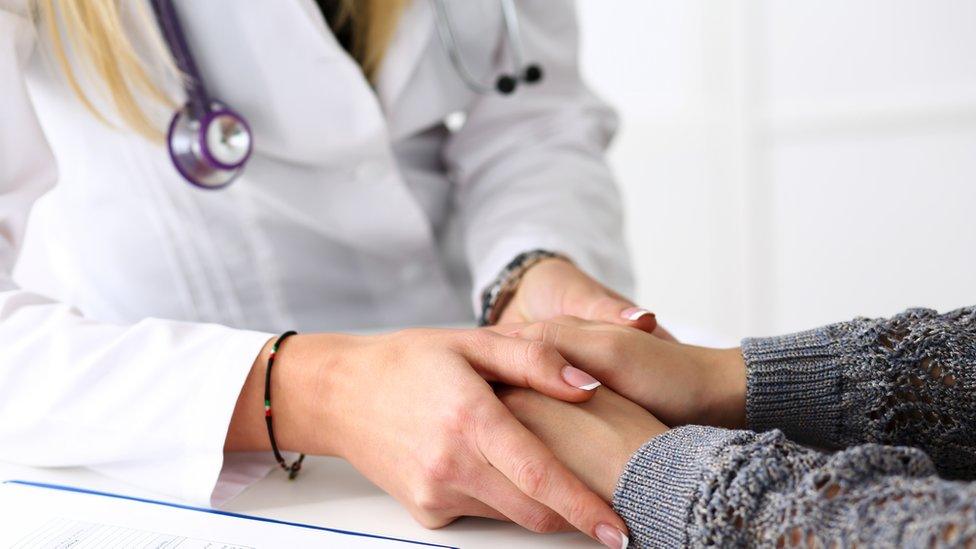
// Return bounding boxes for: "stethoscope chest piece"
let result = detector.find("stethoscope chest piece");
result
[154,0,542,189]
[166,104,252,189]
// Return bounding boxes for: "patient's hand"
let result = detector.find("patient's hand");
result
[498,317,747,429]
[498,387,667,501]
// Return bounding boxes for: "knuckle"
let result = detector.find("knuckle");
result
[513,457,553,499]
[412,484,452,515]
[537,321,563,346]
[563,494,593,528]
[441,398,475,432]
[421,451,458,484]
[525,509,564,534]
[412,508,451,530]
[523,340,556,365]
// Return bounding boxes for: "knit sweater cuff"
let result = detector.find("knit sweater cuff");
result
[611,426,751,548]
[742,327,846,447]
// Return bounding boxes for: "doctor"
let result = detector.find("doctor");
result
[1,0,657,546]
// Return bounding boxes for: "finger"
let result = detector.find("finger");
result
[471,466,573,533]
[512,321,629,383]
[453,499,510,522]
[477,404,630,547]
[488,316,587,336]
[457,330,601,402]
[484,321,532,337]
[570,290,658,334]
[412,495,507,529]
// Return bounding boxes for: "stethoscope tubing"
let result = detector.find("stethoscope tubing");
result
[153,0,544,189]
[149,0,210,118]
[429,0,540,94]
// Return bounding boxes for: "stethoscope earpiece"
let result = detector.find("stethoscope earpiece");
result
[496,75,518,95]
[432,0,545,96]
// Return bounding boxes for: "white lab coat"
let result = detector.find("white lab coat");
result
[0,0,632,505]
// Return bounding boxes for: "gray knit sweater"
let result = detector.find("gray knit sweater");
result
[611,306,976,548]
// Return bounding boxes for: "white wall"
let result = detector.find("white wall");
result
[578,0,976,340]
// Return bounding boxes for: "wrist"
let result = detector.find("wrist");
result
[274,333,352,457]
[699,347,747,429]
[228,333,349,458]
[479,250,569,325]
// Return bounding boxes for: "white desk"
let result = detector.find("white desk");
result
[0,456,595,548]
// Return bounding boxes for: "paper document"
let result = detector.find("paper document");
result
[1,481,455,549]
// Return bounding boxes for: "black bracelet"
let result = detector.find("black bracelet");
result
[264,330,305,479]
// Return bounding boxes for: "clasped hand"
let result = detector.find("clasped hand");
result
[495,316,748,502]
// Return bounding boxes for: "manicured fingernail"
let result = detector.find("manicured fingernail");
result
[595,523,629,549]
[621,307,654,322]
[561,365,601,390]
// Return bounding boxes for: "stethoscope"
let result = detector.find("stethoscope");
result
[150,0,544,189]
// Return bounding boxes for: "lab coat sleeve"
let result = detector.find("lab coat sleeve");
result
[442,0,634,313]
[0,8,275,506]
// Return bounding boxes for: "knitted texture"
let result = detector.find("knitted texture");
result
[612,306,976,547]
[744,306,976,479]
[614,426,976,548]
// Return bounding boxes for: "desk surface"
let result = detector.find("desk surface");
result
[0,456,596,548]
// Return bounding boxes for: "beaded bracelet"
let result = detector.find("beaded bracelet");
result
[264,330,305,479]
[478,249,567,326]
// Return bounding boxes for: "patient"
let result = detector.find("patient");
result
[496,307,976,548]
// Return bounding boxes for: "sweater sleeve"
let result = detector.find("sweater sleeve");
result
[742,306,976,479]
[612,425,976,549]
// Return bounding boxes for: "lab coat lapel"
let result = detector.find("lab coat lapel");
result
[374,0,434,114]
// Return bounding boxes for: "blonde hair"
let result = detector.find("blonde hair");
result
[33,0,405,140]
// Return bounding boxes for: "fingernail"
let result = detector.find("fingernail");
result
[621,307,654,322]
[595,523,629,549]
[561,365,601,390]
[504,329,520,337]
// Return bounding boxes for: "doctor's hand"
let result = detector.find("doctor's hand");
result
[495,257,677,341]
[502,317,747,429]
[228,329,630,548]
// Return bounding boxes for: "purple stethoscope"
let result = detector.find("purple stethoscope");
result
[150,0,542,189]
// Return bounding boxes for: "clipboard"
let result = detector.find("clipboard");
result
[2,480,458,548]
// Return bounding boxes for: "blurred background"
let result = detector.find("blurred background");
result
[577,0,976,341]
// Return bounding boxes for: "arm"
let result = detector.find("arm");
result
[616,425,976,548]
[501,387,976,549]
[0,6,273,505]
[443,1,650,329]
[744,306,976,479]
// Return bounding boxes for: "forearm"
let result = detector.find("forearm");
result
[613,426,976,548]
[225,333,349,457]
[742,306,976,478]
